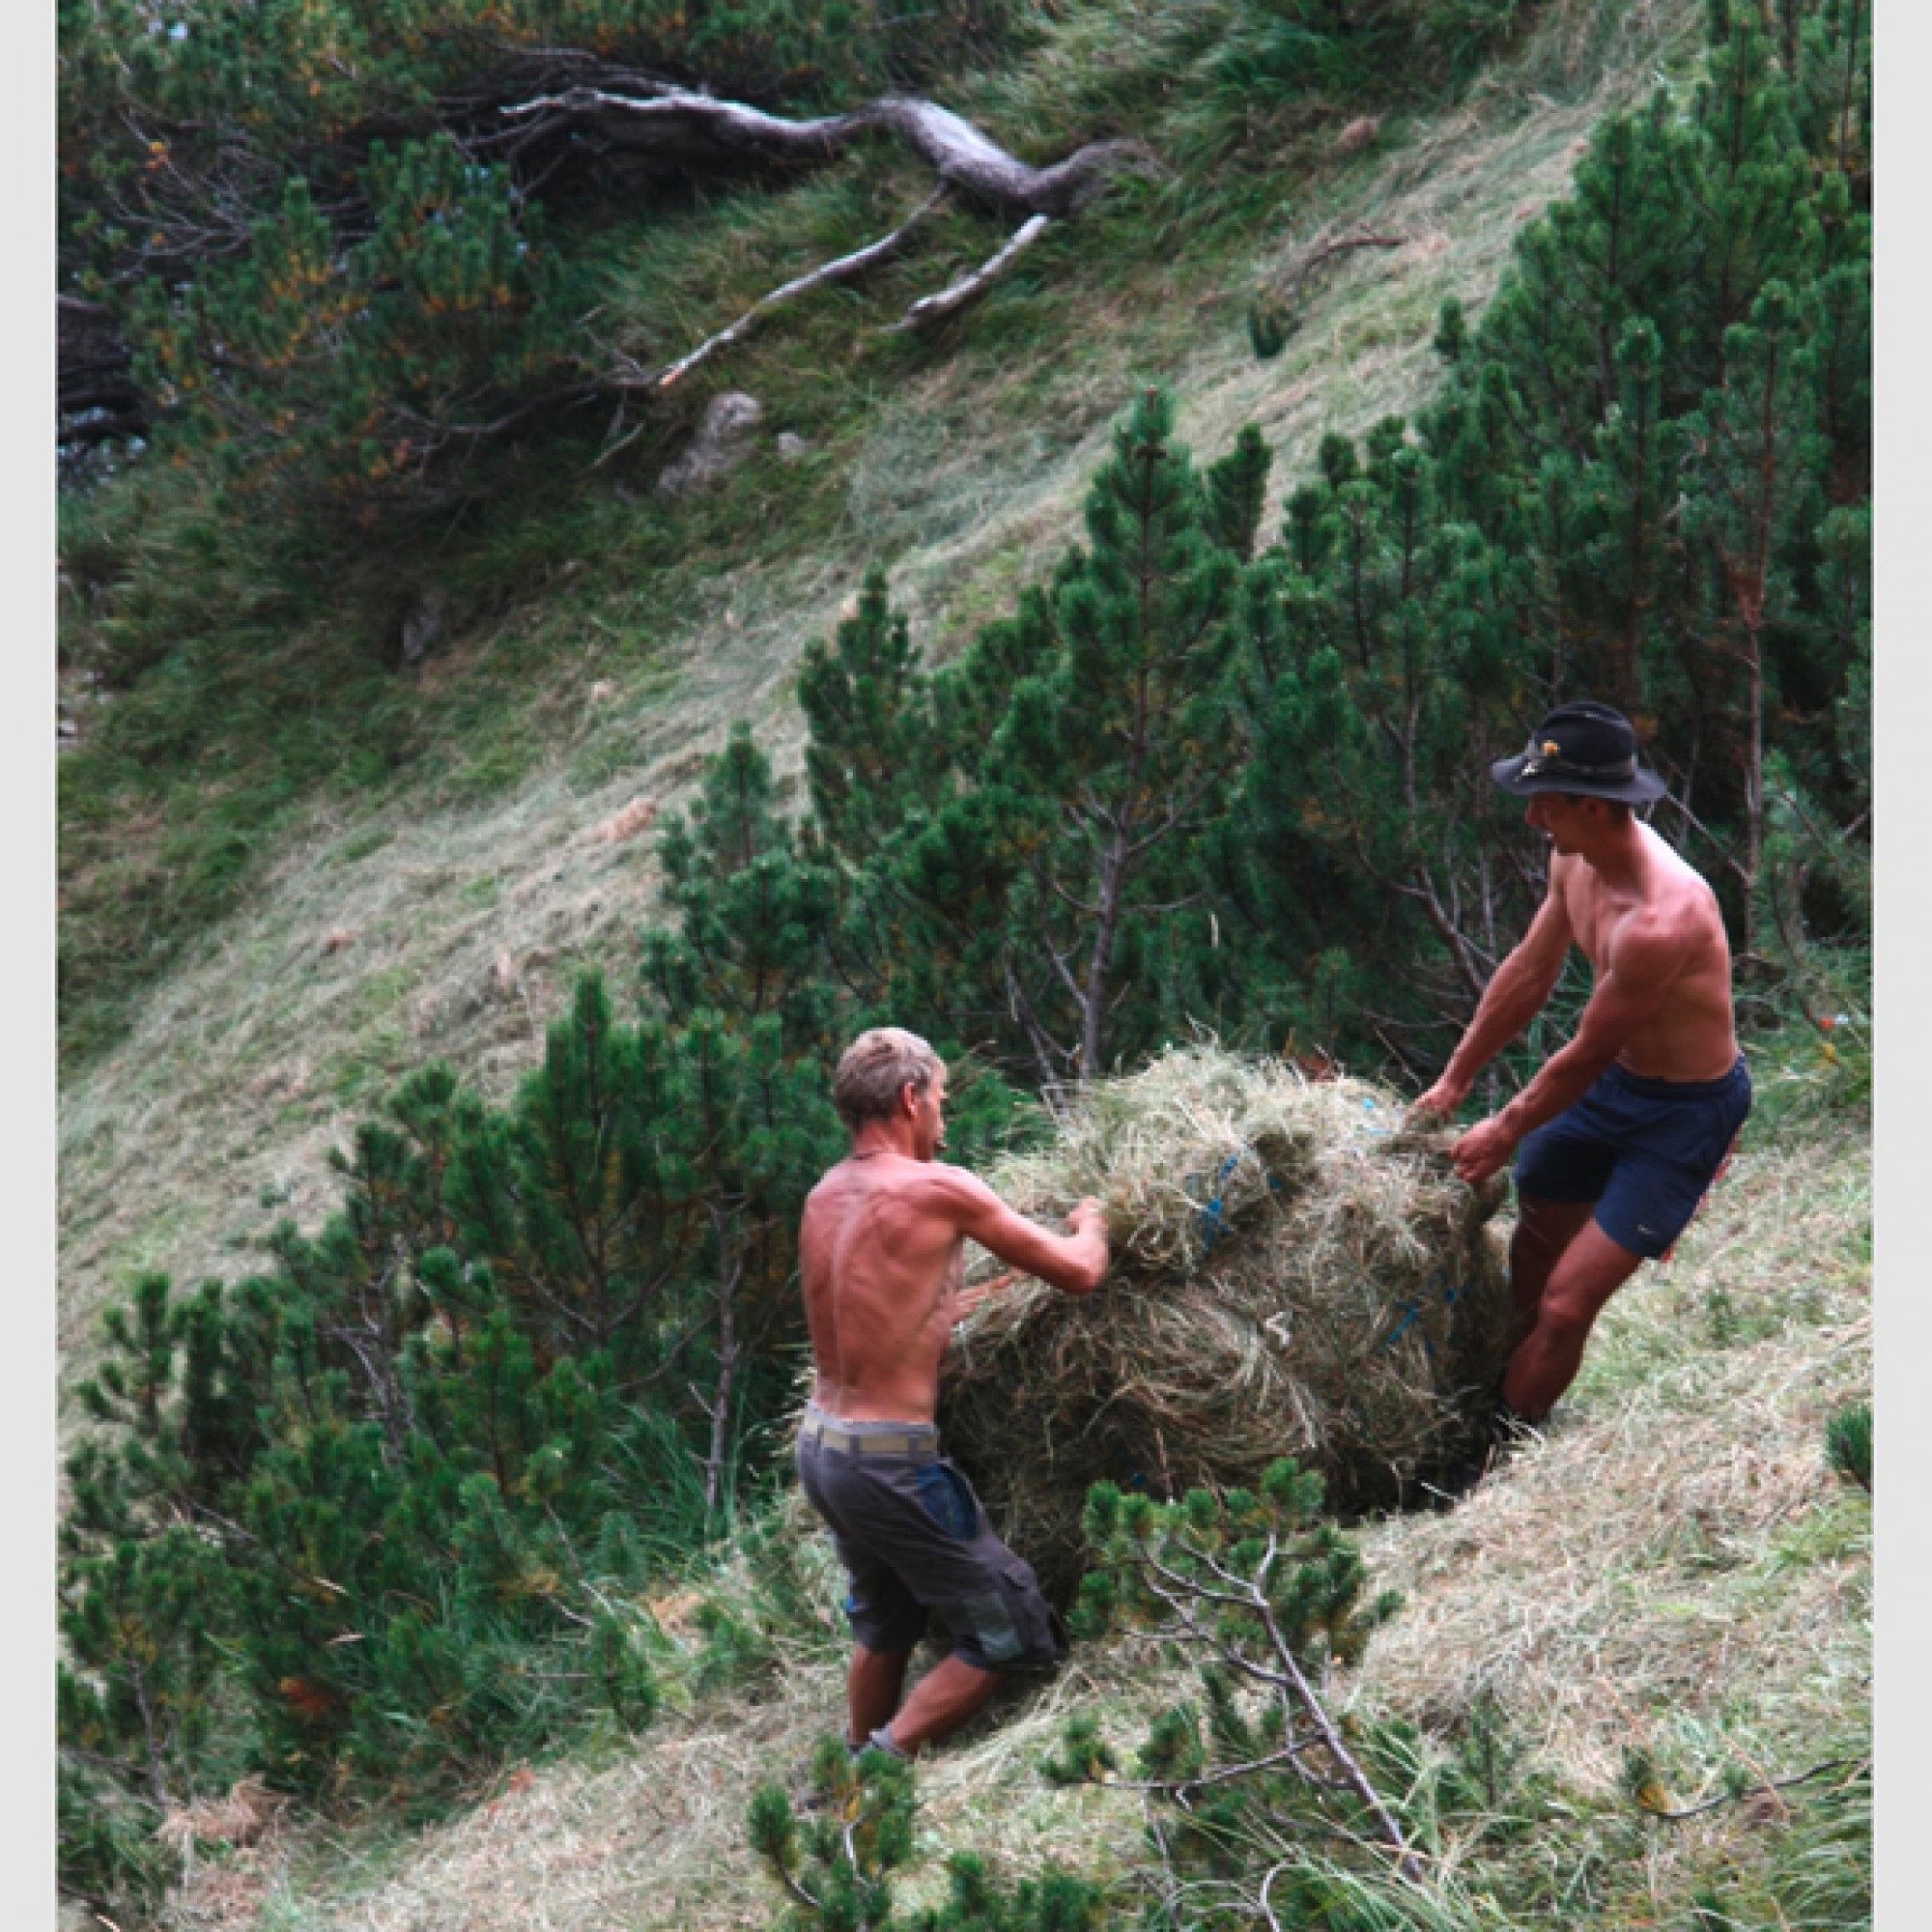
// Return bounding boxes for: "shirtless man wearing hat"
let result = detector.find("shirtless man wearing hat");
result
[1412,700,1750,1422]
[796,1027,1110,1760]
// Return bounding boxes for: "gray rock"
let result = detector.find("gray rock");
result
[776,432,811,464]
[656,391,764,499]
[400,586,450,667]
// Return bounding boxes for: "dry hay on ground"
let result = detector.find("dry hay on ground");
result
[1353,1130,1872,1793]
[939,1046,1514,1600]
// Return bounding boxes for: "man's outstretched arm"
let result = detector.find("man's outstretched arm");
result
[1450,921,1681,1182]
[1414,881,1576,1120]
[943,1173,1110,1296]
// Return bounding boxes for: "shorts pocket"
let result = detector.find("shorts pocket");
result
[913,1463,980,1542]
[997,1560,1063,1669]
[1692,1086,1752,1177]
[954,1590,1025,1665]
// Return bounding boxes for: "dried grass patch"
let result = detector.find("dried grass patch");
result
[1352,1131,1871,1799]
[941,1045,1512,1598]
[205,1126,1866,1932]
[203,1639,1160,1932]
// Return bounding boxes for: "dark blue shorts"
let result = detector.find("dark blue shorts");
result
[1514,1059,1751,1261]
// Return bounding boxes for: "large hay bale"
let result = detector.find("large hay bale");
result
[939,1046,1514,1602]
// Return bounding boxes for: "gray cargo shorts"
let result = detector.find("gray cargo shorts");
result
[794,1403,1062,1672]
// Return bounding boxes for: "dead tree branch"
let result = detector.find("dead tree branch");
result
[500,88,1158,219]
[652,187,949,389]
[538,90,1157,397]
[1267,226,1410,306]
[886,212,1052,332]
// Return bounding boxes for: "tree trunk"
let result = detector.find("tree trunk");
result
[702,1219,743,1529]
[1742,617,1765,958]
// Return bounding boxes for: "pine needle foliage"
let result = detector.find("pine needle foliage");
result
[56,961,845,1910]
[807,386,1260,1089]
[789,0,1870,1080]
[1825,1400,1870,1493]
[749,1739,1110,1931]
[1055,1461,1427,1909]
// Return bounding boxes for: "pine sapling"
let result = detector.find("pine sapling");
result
[1054,1458,1421,1903]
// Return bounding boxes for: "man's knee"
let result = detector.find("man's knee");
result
[1530,1284,1600,1346]
[1535,1242,1642,1341]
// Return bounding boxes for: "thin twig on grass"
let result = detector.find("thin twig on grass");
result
[1642,1754,1868,1822]
[1268,228,1410,301]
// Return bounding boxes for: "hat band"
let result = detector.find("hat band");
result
[1519,746,1637,781]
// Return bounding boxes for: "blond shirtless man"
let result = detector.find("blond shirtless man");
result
[796,1028,1109,1760]
[1412,701,1749,1423]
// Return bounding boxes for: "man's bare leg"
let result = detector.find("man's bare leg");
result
[1508,1195,1598,1343]
[846,1647,1005,1757]
[1501,1217,1645,1419]
[879,1655,1005,1757]
[846,1644,912,1748]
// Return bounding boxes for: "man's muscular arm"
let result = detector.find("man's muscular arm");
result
[1450,919,1682,1182]
[942,1172,1110,1295]
[1413,881,1575,1121]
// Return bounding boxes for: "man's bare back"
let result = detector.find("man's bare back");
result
[800,1064,1108,1424]
[801,1156,995,1423]
[796,1033,1109,1761]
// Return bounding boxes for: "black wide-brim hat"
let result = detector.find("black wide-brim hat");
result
[1491,699,1668,804]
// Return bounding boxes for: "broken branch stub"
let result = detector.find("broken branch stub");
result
[885,213,1053,334]
[651,188,950,390]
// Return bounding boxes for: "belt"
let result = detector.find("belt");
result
[800,1415,939,1457]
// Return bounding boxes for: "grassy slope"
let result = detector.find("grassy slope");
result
[156,1120,1869,1931]
[57,0,1703,1425]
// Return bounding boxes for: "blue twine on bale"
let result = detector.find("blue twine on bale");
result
[1197,1152,1244,1258]
[1377,1267,1476,1360]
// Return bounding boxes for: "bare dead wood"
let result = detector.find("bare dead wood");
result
[60,71,1157,465]
[500,87,1158,219]
[504,87,1156,404]
[885,212,1052,332]
[556,88,1157,397]
[1269,226,1410,303]
[1642,1755,1867,1822]
[650,187,948,389]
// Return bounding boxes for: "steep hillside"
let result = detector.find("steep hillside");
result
[151,1122,1870,1931]
[58,0,1702,1419]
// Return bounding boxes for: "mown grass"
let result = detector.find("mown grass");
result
[147,1112,1867,1932]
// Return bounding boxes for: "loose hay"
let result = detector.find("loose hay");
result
[939,1046,1514,1599]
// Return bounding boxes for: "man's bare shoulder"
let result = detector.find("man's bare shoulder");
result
[897,1159,1003,1214]
[802,1162,855,1215]
[1609,867,1726,985]
[1639,831,1725,927]
[813,1155,1000,1217]
[1607,902,1693,977]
